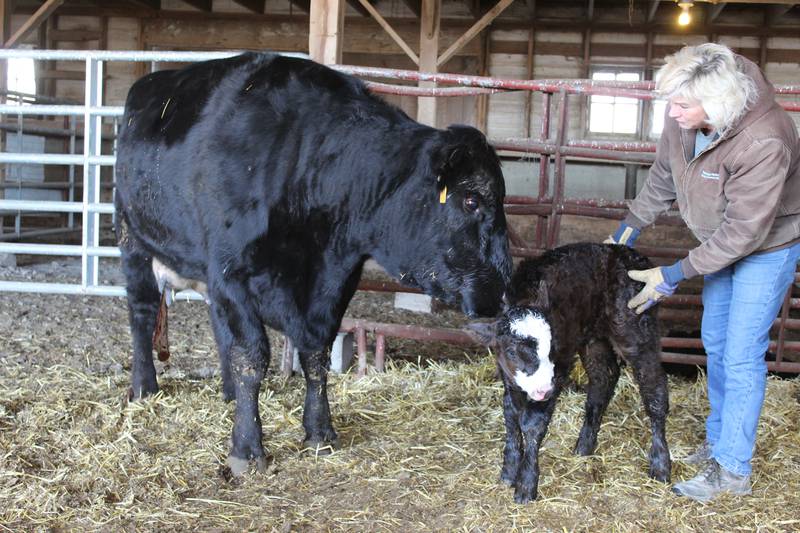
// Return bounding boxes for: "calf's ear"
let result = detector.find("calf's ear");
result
[531,280,550,310]
[464,320,499,346]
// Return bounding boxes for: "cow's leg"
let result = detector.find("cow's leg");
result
[615,333,671,483]
[500,383,523,486]
[119,233,160,400]
[574,339,620,456]
[209,309,235,402]
[298,350,339,453]
[208,284,270,475]
[515,389,560,503]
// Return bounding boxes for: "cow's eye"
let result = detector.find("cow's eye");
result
[463,193,480,212]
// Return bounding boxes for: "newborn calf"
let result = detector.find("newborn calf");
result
[469,243,670,503]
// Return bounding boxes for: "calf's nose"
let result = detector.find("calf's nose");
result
[529,387,553,402]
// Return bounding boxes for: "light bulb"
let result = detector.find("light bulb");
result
[677,2,692,26]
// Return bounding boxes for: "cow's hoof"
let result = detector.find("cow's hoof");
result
[225,454,271,477]
[513,486,537,504]
[127,382,159,402]
[301,438,340,456]
[500,470,517,487]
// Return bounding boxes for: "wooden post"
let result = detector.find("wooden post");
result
[309,0,345,65]
[417,0,440,126]
[475,31,490,132]
[523,28,534,138]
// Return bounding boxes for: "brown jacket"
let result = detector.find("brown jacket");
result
[625,55,800,278]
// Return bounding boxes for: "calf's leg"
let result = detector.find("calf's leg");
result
[575,339,620,456]
[209,282,270,476]
[515,389,560,503]
[500,382,523,485]
[299,350,339,453]
[617,334,671,483]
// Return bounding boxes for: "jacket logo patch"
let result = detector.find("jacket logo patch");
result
[700,170,720,180]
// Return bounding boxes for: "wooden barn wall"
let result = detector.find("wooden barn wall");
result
[7,4,799,151]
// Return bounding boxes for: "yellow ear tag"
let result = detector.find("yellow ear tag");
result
[439,185,447,204]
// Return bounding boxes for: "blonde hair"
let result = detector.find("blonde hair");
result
[656,43,758,132]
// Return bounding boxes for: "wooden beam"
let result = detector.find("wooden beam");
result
[357,0,418,64]
[708,2,726,23]
[470,0,480,19]
[4,0,63,49]
[587,0,594,21]
[309,0,345,64]
[289,0,311,13]
[717,0,794,3]
[121,0,160,9]
[49,29,103,41]
[526,0,536,20]
[14,4,799,39]
[401,0,420,18]
[231,0,265,13]
[38,69,85,80]
[647,0,660,23]
[437,0,514,67]
[0,0,14,45]
[181,0,212,10]
[347,0,370,17]
[765,4,794,25]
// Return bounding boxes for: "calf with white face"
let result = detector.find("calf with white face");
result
[469,243,671,503]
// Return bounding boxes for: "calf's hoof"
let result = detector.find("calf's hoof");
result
[574,431,597,456]
[648,446,671,482]
[302,438,340,456]
[574,439,598,457]
[225,454,271,477]
[649,460,671,483]
[221,389,235,403]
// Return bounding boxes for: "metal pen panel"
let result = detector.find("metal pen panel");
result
[82,57,103,290]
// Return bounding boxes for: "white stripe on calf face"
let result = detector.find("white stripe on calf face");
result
[509,311,554,401]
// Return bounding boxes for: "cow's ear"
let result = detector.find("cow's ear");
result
[434,144,467,187]
[465,320,499,347]
[531,280,550,310]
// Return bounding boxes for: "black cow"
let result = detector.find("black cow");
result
[469,243,670,503]
[114,52,511,474]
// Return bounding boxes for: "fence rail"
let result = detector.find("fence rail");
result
[1,48,799,374]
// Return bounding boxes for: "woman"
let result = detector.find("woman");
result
[607,43,800,502]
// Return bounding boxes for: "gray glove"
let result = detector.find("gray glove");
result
[627,267,678,314]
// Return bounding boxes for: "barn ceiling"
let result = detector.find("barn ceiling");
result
[6,0,800,36]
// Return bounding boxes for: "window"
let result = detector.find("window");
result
[588,69,641,135]
[6,56,36,104]
[650,99,667,138]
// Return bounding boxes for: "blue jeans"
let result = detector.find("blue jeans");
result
[701,242,800,476]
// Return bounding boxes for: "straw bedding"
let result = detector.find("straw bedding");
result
[1,259,800,532]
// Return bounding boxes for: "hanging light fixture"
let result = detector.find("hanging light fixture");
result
[677,1,693,26]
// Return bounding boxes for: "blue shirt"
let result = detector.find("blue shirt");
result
[694,129,720,158]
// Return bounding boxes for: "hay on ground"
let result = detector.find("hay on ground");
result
[1,358,799,532]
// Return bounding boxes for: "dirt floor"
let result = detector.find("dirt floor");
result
[2,257,800,531]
